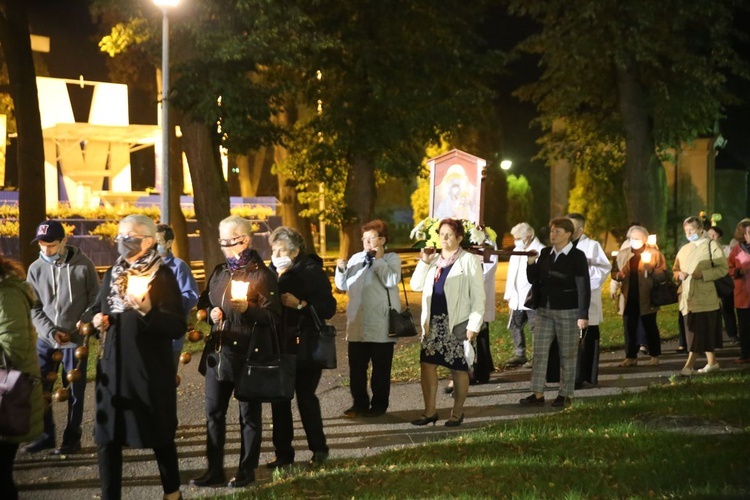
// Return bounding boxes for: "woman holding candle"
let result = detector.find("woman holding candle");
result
[82,215,185,500]
[191,215,281,489]
[611,225,667,366]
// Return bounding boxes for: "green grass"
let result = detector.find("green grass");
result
[239,371,750,499]
[391,277,680,383]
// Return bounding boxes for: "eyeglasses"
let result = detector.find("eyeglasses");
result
[218,235,248,247]
[114,234,150,243]
[361,237,382,243]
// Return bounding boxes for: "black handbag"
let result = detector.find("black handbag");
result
[387,276,418,338]
[650,278,679,306]
[0,351,35,436]
[308,305,337,369]
[708,240,734,299]
[234,320,296,403]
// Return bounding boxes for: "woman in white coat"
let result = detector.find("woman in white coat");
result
[335,220,401,417]
[410,218,485,427]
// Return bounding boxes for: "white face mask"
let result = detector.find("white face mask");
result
[272,256,293,272]
[630,239,644,250]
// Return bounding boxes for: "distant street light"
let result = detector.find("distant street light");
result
[153,0,180,224]
[500,160,513,171]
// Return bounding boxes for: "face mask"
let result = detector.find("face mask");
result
[272,256,293,272]
[118,237,143,259]
[40,251,61,263]
[157,244,168,257]
[629,239,644,250]
[226,247,254,271]
[686,232,700,242]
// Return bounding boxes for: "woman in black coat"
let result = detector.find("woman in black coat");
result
[190,215,281,489]
[84,215,185,500]
[266,227,337,468]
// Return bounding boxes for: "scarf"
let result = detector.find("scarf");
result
[226,247,255,271]
[434,248,462,282]
[108,247,162,313]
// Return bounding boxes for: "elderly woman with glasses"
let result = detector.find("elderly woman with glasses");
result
[81,214,186,500]
[191,215,281,489]
[266,226,337,468]
[335,219,402,418]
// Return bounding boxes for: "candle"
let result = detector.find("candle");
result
[647,234,657,246]
[127,275,151,299]
[641,251,652,277]
[231,280,250,300]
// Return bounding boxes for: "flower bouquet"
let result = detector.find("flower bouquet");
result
[410,217,497,249]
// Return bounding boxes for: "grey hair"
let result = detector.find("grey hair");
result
[120,214,156,237]
[626,225,649,238]
[219,215,253,236]
[269,226,306,253]
[510,222,534,239]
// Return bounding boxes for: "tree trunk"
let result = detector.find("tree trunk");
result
[274,144,315,253]
[616,61,666,236]
[181,117,230,273]
[235,148,268,198]
[169,109,189,262]
[339,155,375,259]
[0,2,46,269]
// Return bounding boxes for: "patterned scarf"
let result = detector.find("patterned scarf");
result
[434,248,462,282]
[108,247,162,313]
[226,247,255,271]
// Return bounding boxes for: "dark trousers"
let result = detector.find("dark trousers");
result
[37,339,87,447]
[204,368,262,476]
[678,311,687,349]
[722,294,738,338]
[348,341,394,412]
[576,325,600,386]
[0,442,19,500]
[624,313,662,358]
[97,441,180,499]
[271,363,327,461]
[473,322,495,383]
[737,308,750,359]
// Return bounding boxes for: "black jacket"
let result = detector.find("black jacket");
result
[83,265,185,448]
[270,253,337,355]
[197,249,282,382]
[527,246,591,319]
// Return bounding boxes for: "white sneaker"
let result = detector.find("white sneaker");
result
[679,368,694,377]
[696,363,720,374]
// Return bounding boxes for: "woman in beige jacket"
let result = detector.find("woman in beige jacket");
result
[673,216,728,376]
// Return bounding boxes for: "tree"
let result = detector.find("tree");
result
[506,173,533,230]
[0,1,46,269]
[508,0,750,236]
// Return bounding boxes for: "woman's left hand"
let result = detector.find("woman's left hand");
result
[127,292,152,315]
[466,330,477,342]
[281,292,303,309]
[577,319,589,330]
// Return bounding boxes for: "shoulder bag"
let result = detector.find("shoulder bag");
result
[650,277,679,306]
[0,350,35,436]
[387,276,418,338]
[308,305,337,369]
[234,318,296,403]
[708,240,734,299]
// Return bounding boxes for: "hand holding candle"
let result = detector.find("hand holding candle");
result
[126,275,152,314]
[641,251,652,277]
[230,280,250,313]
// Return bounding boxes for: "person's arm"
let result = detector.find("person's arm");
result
[304,265,338,320]
[27,269,58,348]
[141,267,187,340]
[410,259,431,292]
[334,257,351,291]
[588,242,612,289]
[84,258,100,308]
[650,250,668,283]
[701,243,729,282]
[175,259,200,314]
[373,253,402,288]
[574,252,591,323]
[465,255,486,337]
[0,285,34,368]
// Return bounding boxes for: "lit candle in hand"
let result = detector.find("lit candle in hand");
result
[231,280,250,300]
[641,251,652,277]
[127,275,151,299]
[647,234,657,246]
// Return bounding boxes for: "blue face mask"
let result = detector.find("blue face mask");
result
[40,251,61,264]
[157,244,168,256]
[687,232,700,242]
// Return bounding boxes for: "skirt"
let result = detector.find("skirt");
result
[684,310,723,354]
[420,313,469,371]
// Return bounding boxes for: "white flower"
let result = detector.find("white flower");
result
[469,227,486,245]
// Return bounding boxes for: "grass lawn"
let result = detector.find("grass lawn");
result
[241,371,750,499]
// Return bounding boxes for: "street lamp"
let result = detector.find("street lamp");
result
[153,0,180,224]
[500,160,513,171]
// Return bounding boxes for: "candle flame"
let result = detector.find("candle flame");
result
[127,275,151,298]
[647,234,657,246]
[231,280,250,300]
[641,251,652,264]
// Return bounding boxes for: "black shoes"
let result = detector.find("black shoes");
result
[227,469,255,488]
[309,451,329,465]
[411,413,439,426]
[53,442,82,455]
[342,406,367,417]
[445,413,464,427]
[265,457,294,469]
[21,437,55,454]
[362,408,386,417]
[519,394,545,406]
[505,355,528,367]
[551,395,571,408]
[189,470,226,487]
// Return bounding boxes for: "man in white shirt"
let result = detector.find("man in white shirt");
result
[503,223,545,366]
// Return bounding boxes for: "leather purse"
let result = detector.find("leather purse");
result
[387,277,418,338]
[234,319,296,403]
[308,305,337,369]
[708,240,734,299]
[650,278,679,306]
[0,351,35,436]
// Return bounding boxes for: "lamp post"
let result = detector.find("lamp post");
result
[500,159,513,171]
[153,0,180,224]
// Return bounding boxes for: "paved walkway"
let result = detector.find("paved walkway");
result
[14,324,745,500]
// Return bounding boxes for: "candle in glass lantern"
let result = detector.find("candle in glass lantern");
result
[641,251,652,277]
[230,280,250,300]
[647,234,657,246]
[127,275,151,298]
